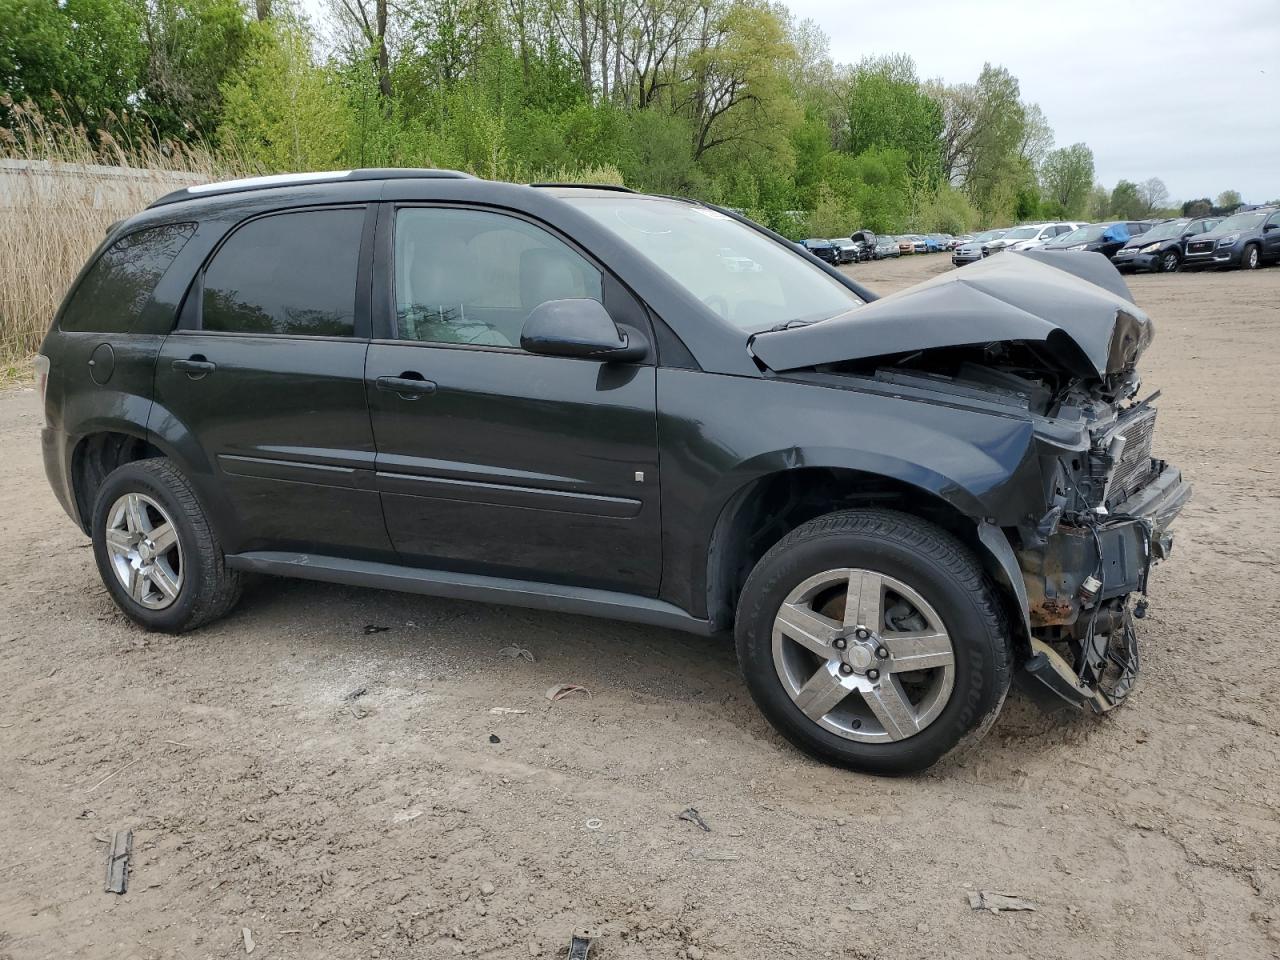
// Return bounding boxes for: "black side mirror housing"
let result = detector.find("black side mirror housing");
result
[520,298,647,362]
[1265,223,1278,232]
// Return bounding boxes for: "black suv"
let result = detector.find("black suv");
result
[1182,207,1280,270]
[1111,216,1222,273]
[1042,221,1153,259]
[37,170,1189,774]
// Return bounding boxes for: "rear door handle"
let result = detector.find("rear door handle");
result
[172,357,216,377]
[376,375,437,398]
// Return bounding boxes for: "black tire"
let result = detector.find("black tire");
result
[1159,249,1180,273]
[1243,243,1261,270]
[91,458,241,633]
[735,509,1012,775]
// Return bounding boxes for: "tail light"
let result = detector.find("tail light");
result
[34,354,50,407]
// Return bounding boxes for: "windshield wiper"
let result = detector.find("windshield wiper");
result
[763,318,823,333]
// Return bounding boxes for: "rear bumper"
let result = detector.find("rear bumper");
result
[42,425,82,529]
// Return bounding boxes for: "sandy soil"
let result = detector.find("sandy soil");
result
[1,254,1277,960]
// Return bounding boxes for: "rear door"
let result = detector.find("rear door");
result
[364,203,661,594]
[153,206,391,557]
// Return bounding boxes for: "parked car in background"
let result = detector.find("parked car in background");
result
[1111,216,1222,273]
[872,237,900,259]
[1182,207,1280,271]
[828,238,859,264]
[1042,221,1152,259]
[987,222,1081,254]
[850,229,877,261]
[952,229,1008,266]
[897,236,915,255]
[801,238,840,264]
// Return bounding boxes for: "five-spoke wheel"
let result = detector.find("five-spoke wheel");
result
[104,492,183,609]
[735,509,1012,774]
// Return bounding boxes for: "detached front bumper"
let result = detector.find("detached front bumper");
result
[1015,460,1190,714]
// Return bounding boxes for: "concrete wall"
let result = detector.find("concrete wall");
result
[0,158,208,209]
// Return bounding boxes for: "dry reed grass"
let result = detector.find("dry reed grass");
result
[0,99,247,372]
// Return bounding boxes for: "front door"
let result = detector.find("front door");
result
[365,204,661,594]
[153,206,390,558]
[1265,210,1280,263]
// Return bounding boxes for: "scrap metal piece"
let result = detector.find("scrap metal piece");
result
[105,829,132,894]
[568,932,593,960]
[968,890,1037,913]
[678,807,711,832]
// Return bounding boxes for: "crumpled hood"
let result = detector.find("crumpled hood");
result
[750,250,1153,379]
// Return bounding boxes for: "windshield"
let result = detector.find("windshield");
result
[972,230,1004,242]
[1003,226,1040,240]
[565,196,863,330]
[1135,219,1189,242]
[1207,210,1269,234]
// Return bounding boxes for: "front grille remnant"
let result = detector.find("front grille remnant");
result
[1106,407,1157,504]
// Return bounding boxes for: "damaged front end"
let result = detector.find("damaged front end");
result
[751,250,1191,714]
[1014,387,1190,713]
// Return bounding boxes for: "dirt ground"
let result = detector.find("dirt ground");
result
[1,253,1277,960]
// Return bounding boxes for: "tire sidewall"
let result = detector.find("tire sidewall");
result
[1161,250,1179,273]
[91,462,204,632]
[1245,244,1260,269]
[736,519,1008,775]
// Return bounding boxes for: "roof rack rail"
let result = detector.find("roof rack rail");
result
[148,168,475,208]
[528,182,636,193]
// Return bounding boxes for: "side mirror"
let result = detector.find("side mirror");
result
[1265,223,1278,232]
[520,298,647,362]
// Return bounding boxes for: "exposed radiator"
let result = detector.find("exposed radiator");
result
[1105,406,1157,504]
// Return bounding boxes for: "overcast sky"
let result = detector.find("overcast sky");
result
[785,0,1278,203]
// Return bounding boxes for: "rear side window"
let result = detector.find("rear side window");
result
[60,223,196,333]
[202,209,364,337]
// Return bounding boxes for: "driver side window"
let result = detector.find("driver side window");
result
[393,207,602,347]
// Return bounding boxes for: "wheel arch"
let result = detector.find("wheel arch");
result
[69,426,165,534]
[704,466,1030,656]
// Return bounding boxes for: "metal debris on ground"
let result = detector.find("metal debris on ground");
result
[500,645,536,662]
[678,807,711,832]
[242,926,256,953]
[105,829,132,894]
[545,684,590,702]
[584,818,603,830]
[687,848,740,862]
[343,687,367,701]
[363,625,390,635]
[567,931,593,960]
[489,734,501,744]
[967,890,1038,913]
[489,707,528,715]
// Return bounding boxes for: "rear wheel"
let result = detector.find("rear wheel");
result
[1159,249,1180,273]
[91,458,241,632]
[1243,243,1261,270]
[735,509,1012,775]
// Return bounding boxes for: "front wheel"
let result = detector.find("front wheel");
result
[1159,249,1180,273]
[91,458,242,633]
[735,509,1012,775]
[1243,244,1261,270]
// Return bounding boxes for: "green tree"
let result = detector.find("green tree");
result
[219,19,353,171]
[1215,189,1242,211]
[1039,143,1094,219]
[1110,179,1142,219]
[0,0,147,131]
[844,55,942,186]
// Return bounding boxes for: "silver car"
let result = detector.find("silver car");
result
[952,229,1008,266]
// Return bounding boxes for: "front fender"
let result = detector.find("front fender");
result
[656,369,1046,619]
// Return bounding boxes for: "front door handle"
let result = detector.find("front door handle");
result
[172,356,216,378]
[376,374,437,399]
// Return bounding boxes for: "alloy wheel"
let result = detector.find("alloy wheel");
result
[104,492,183,610]
[771,568,956,743]
[1162,251,1179,273]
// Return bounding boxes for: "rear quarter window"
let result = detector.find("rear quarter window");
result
[60,223,196,333]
